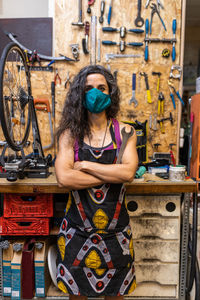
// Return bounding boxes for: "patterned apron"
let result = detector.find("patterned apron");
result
[56,119,136,297]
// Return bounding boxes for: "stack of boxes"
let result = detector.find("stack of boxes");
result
[1,193,53,299]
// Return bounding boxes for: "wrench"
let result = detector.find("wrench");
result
[116,127,134,164]
[135,0,144,27]
[129,73,138,107]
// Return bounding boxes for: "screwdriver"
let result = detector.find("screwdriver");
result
[107,0,113,25]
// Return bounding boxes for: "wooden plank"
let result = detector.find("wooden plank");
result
[0,171,197,194]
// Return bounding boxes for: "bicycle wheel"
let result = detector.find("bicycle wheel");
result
[0,42,31,151]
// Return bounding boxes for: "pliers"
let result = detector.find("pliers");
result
[64,71,71,89]
[54,68,61,86]
[150,3,166,34]
[168,80,184,109]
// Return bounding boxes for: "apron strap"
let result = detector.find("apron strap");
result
[111,118,121,149]
[74,139,79,161]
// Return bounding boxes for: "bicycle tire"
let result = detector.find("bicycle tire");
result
[0,42,32,151]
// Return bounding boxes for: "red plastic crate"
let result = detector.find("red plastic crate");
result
[3,193,53,217]
[0,217,50,235]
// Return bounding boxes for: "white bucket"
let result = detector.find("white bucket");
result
[169,165,186,181]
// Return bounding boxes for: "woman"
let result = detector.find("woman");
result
[55,65,138,300]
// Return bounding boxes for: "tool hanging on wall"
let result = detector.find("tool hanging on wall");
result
[82,21,90,54]
[54,69,61,86]
[168,79,184,109]
[129,73,138,107]
[102,40,143,52]
[70,44,80,61]
[72,0,84,26]
[152,71,161,92]
[169,143,176,166]
[102,26,144,38]
[150,3,167,34]
[64,72,72,89]
[90,16,97,64]
[107,0,113,25]
[135,0,144,27]
[144,19,177,61]
[145,0,164,10]
[172,19,177,61]
[162,48,170,58]
[105,53,141,69]
[169,64,182,79]
[87,0,95,14]
[157,112,174,134]
[34,99,54,150]
[97,39,101,62]
[99,1,105,23]
[157,92,165,116]
[140,72,152,103]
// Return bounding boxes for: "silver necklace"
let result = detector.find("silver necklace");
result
[88,120,109,159]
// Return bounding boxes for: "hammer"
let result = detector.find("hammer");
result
[157,112,173,134]
[72,0,84,27]
[152,71,161,92]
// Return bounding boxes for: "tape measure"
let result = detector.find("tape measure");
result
[162,48,170,58]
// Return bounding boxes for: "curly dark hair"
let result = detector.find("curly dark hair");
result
[57,65,120,144]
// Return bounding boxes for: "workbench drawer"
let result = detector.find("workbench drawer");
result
[130,217,180,239]
[130,282,178,298]
[135,262,179,285]
[126,194,181,217]
[134,240,179,262]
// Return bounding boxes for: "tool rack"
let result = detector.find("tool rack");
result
[0,172,197,300]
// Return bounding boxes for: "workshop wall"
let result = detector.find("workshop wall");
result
[1,0,183,162]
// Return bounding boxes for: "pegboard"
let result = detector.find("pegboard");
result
[0,0,185,163]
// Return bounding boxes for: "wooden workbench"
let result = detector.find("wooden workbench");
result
[0,171,197,194]
[0,170,197,300]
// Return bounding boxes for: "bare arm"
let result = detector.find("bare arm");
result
[55,131,106,190]
[74,124,138,183]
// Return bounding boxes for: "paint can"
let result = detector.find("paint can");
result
[169,165,186,181]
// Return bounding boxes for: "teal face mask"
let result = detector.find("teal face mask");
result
[84,88,111,113]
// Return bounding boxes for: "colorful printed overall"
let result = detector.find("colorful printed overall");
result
[56,119,136,297]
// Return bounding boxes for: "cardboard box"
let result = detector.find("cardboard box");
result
[3,242,13,296]
[11,241,24,300]
[34,240,51,297]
